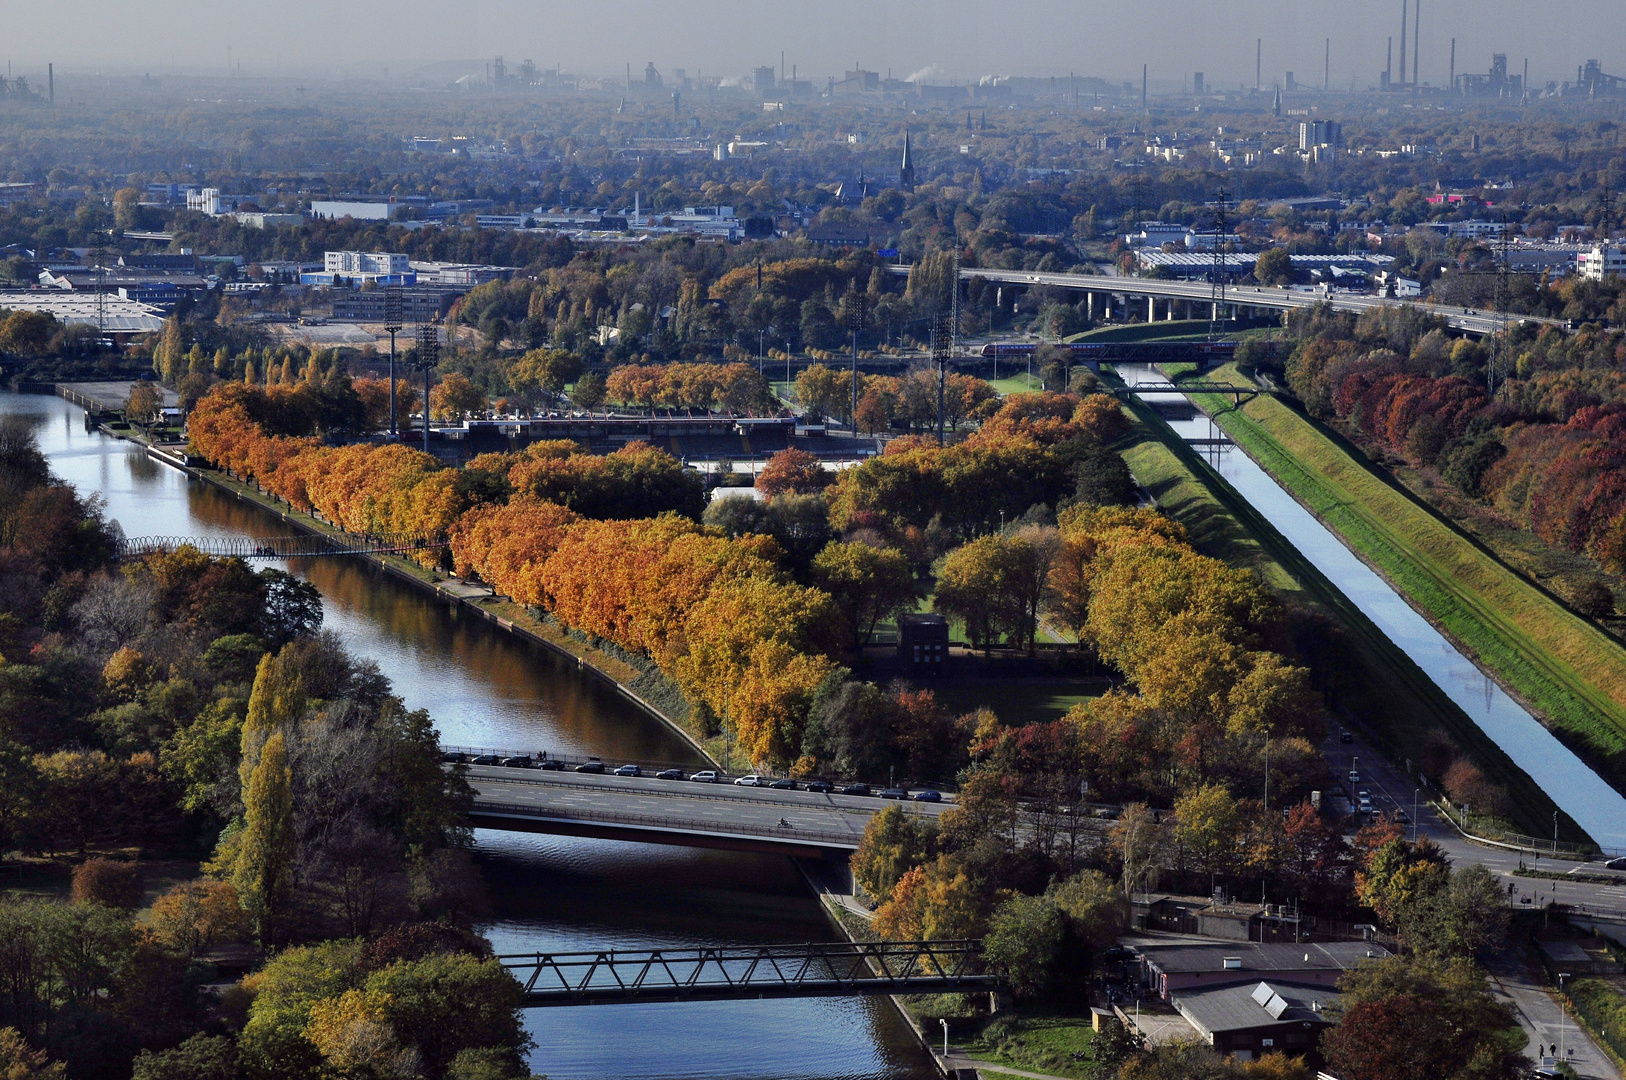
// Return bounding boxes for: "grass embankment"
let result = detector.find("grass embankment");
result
[1180,363,1626,800]
[1111,372,1580,840]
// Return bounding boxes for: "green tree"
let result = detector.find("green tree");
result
[570,371,606,410]
[1173,783,1242,881]
[813,541,918,649]
[1254,247,1293,286]
[933,535,1012,653]
[982,894,1066,1000]
[507,348,583,408]
[238,648,307,791]
[233,731,294,944]
[851,804,936,902]
[131,1034,236,1080]
[1048,869,1129,955]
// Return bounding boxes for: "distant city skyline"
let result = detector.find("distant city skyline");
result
[4,0,1625,90]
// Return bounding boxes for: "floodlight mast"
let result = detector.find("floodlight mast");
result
[416,320,440,454]
[384,287,404,436]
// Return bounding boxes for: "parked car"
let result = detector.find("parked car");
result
[613,764,640,777]
[912,790,942,803]
[439,752,467,764]
[655,769,684,780]
[689,770,721,783]
[1603,856,1626,870]
[575,761,605,774]
[734,775,765,787]
[879,788,909,800]
[840,783,872,797]
[1393,809,1409,823]
[538,759,566,771]
[1340,731,1354,744]
[500,756,533,768]
[1347,769,1360,783]
[770,779,798,790]
[472,754,501,766]
[805,780,833,794]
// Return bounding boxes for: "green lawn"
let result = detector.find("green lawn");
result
[988,373,1045,396]
[1104,366,1582,840]
[930,680,1105,726]
[962,1012,1098,1080]
[1181,363,1626,799]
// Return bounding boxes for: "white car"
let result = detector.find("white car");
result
[689,770,720,783]
[734,774,765,787]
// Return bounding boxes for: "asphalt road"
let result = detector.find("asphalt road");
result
[1322,728,1626,918]
[462,764,951,844]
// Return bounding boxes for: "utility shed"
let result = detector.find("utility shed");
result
[1172,981,1338,1063]
[897,613,949,676]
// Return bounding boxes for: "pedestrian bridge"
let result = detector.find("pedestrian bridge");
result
[117,532,449,560]
[455,757,951,857]
[501,940,995,1006]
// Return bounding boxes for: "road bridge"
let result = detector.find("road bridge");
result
[117,532,449,560]
[459,763,952,857]
[500,940,995,1006]
[890,265,1565,338]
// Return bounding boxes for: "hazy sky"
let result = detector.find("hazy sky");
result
[6,0,1625,89]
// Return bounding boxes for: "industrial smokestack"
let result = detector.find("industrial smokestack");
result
[1399,0,1408,87]
[1142,63,1147,110]
[1449,38,1456,91]
[1413,0,1420,86]
[1256,39,1261,91]
[1325,38,1330,91]
[47,63,53,105]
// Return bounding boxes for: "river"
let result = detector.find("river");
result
[5,392,934,1080]
[1118,365,1626,853]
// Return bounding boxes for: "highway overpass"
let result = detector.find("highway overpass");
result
[460,763,951,857]
[889,265,1565,338]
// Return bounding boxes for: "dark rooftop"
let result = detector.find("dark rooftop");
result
[1136,941,1390,975]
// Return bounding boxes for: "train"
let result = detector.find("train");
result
[978,340,1238,361]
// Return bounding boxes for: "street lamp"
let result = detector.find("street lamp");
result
[1412,789,1419,843]
[1558,973,1570,1063]
[939,1018,949,1058]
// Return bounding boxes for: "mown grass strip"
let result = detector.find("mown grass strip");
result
[1182,364,1626,796]
[1113,376,1580,839]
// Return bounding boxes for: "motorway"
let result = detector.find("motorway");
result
[461,764,951,853]
[1322,728,1626,919]
[887,264,1566,338]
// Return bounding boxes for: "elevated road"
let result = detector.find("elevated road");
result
[889,265,1565,338]
[461,764,951,856]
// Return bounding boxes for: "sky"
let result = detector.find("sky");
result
[5,0,1625,90]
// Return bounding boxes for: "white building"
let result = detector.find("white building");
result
[324,251,410,276]
[1579,245,1626,281]
[186,188,221,215]
[310,200,397,222]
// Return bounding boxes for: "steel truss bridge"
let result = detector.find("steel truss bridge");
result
[500,940,995,1006]
[117,532,449,560]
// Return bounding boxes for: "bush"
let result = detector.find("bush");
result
[70,859,144,911]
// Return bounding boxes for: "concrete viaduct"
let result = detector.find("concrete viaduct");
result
[889,265,1565,338]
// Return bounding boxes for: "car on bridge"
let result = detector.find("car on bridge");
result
[689,770,722,783]
[913,790,942,803]
[539,760,566,771]
[472,754,501,766]
[805,780,833,794]
[575,760,605,774]
[500,756,534,769]
[770,779,798,790]
[655,769,684,780]
[879,787,909,800]
[841,783,872,797]
[734,775,765,786]
[613,764,640,777]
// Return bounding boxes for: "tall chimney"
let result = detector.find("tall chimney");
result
[1449,38,1456,91]
[1412,0,1420,86]
[47,63,53,105]
[1325,38,1330,91]
[1399,0,1408,88]
[1256,39,1261,91]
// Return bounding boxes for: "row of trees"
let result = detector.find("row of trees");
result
[603,361,777,414]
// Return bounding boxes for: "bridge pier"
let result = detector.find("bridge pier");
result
[1086,292,1095,321]
[1147,295,1155,322]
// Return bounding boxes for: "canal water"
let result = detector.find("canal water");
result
[5,393,934,1080]
[1118,365,1626,852]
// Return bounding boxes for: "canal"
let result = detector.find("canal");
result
[6,392,935,1080]
[1118,365,1626,852]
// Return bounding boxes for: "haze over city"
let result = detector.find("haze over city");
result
[5,0,1626,86]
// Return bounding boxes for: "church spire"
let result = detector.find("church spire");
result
[899,128,916,193]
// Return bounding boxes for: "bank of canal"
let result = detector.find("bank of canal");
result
[7,391,937,1080]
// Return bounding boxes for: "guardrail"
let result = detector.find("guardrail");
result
[467,799,862,848]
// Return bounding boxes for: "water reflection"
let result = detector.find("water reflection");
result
[3,392,936,1080]
[1119,366,1626,850]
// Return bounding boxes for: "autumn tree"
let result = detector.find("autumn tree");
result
[812,541,917,649]
[756,448,832,498]
[233,731,295,943]
[429,373,488,421]
[507,348,583,408]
